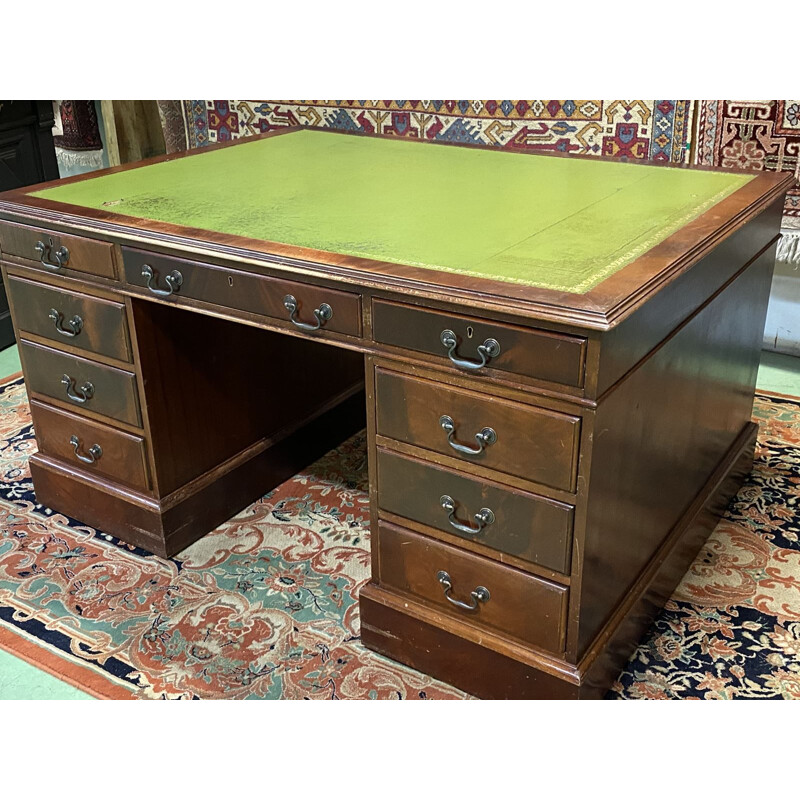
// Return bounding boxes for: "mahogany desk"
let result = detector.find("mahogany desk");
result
[0,129,793,699]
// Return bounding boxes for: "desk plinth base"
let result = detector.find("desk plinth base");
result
[360,422,757,700]
[29,389,366,559]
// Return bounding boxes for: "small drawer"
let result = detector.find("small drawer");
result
[6,275,131,362]
[30,400,150,492]
[377,449,574,574]
[0,221,116,279]
[372,299,586,388]
[20,340,141,427]
[377,522,568,654]
[121,247,362,338]
[376,368,580,492]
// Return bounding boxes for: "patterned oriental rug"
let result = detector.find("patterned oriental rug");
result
[53,101,103,151]
[52,100,105,174]
[695,101,800,265]
[0,374,798,700]
[168,100,694,164]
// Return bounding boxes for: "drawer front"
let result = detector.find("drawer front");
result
[20,341,141,427]
[0,221,116,279]
[372,299,585,387]
[30,400,150,491]
[377,449,574,574]
[7,275,131,362]
[376,368,580,492]
[378,522,568,654]
[122,248,362,337]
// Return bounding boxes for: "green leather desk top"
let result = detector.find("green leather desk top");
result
[32,130,753,294]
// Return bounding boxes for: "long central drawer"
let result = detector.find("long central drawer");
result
[122,247,362,337]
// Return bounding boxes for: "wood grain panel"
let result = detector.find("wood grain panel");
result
[377,522,568,654]
[375,367,580,492]
[360,586,581,699]
[0,220,116,279]
[372,298,586,387]
[30,400,149,491]
[130,298,365,496]
[6,274,131,361]
[578,248,776,655]
[377,449,574,573]
[19,340,141,426]
[122,247,361,337]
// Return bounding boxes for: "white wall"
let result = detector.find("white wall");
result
[763,231,800,356]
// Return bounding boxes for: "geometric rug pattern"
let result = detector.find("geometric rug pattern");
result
[694,100,800,230]
[179,99,695,164]
[0,374,798,699]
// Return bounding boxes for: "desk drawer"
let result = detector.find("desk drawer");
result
[30,400,150,491]
[121,248,361,337]
[0,221,116,279]
[377,449,574,574]
[7,275,131,362]
[20,340,141,427]
[377,522,568,654]
[372,299,585,387]
[375,368,580,492]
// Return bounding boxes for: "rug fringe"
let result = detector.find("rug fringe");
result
[777,229,800,265]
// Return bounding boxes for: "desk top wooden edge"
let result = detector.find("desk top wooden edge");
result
[0,127,794,332]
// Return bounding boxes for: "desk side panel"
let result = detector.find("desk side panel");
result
[595,200,784,398]
[577,244,776,657]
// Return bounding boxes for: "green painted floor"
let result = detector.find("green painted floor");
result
[0,344,798,700]
[0,646,91,700]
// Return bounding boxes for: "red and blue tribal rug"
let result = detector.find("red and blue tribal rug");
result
[695,100,800,231]
[0,373,798,699]
[171,100,694,163]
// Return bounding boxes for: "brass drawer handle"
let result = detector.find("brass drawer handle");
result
[440,329,500,370]
[439,415,496,456]
[61,373,94,404]
[69,435,102,464]
[440,494,495,535]
[48,308,83,338]
[34,240,70,271]
[436,570,490,611]
[283,294,332,331]
[142,264,183,296]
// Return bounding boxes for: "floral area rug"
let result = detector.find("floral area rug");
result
[0,376,467,699]
[0,374,798,699]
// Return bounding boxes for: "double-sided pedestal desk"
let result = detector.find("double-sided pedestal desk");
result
[0,129,793,699]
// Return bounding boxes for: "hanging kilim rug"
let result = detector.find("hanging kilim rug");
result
[179,100,694,164]
[0,374,798,700]
[694,100,800,231]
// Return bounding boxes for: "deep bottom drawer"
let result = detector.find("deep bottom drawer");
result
[377,521,568,655]
[30,400,150,491]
